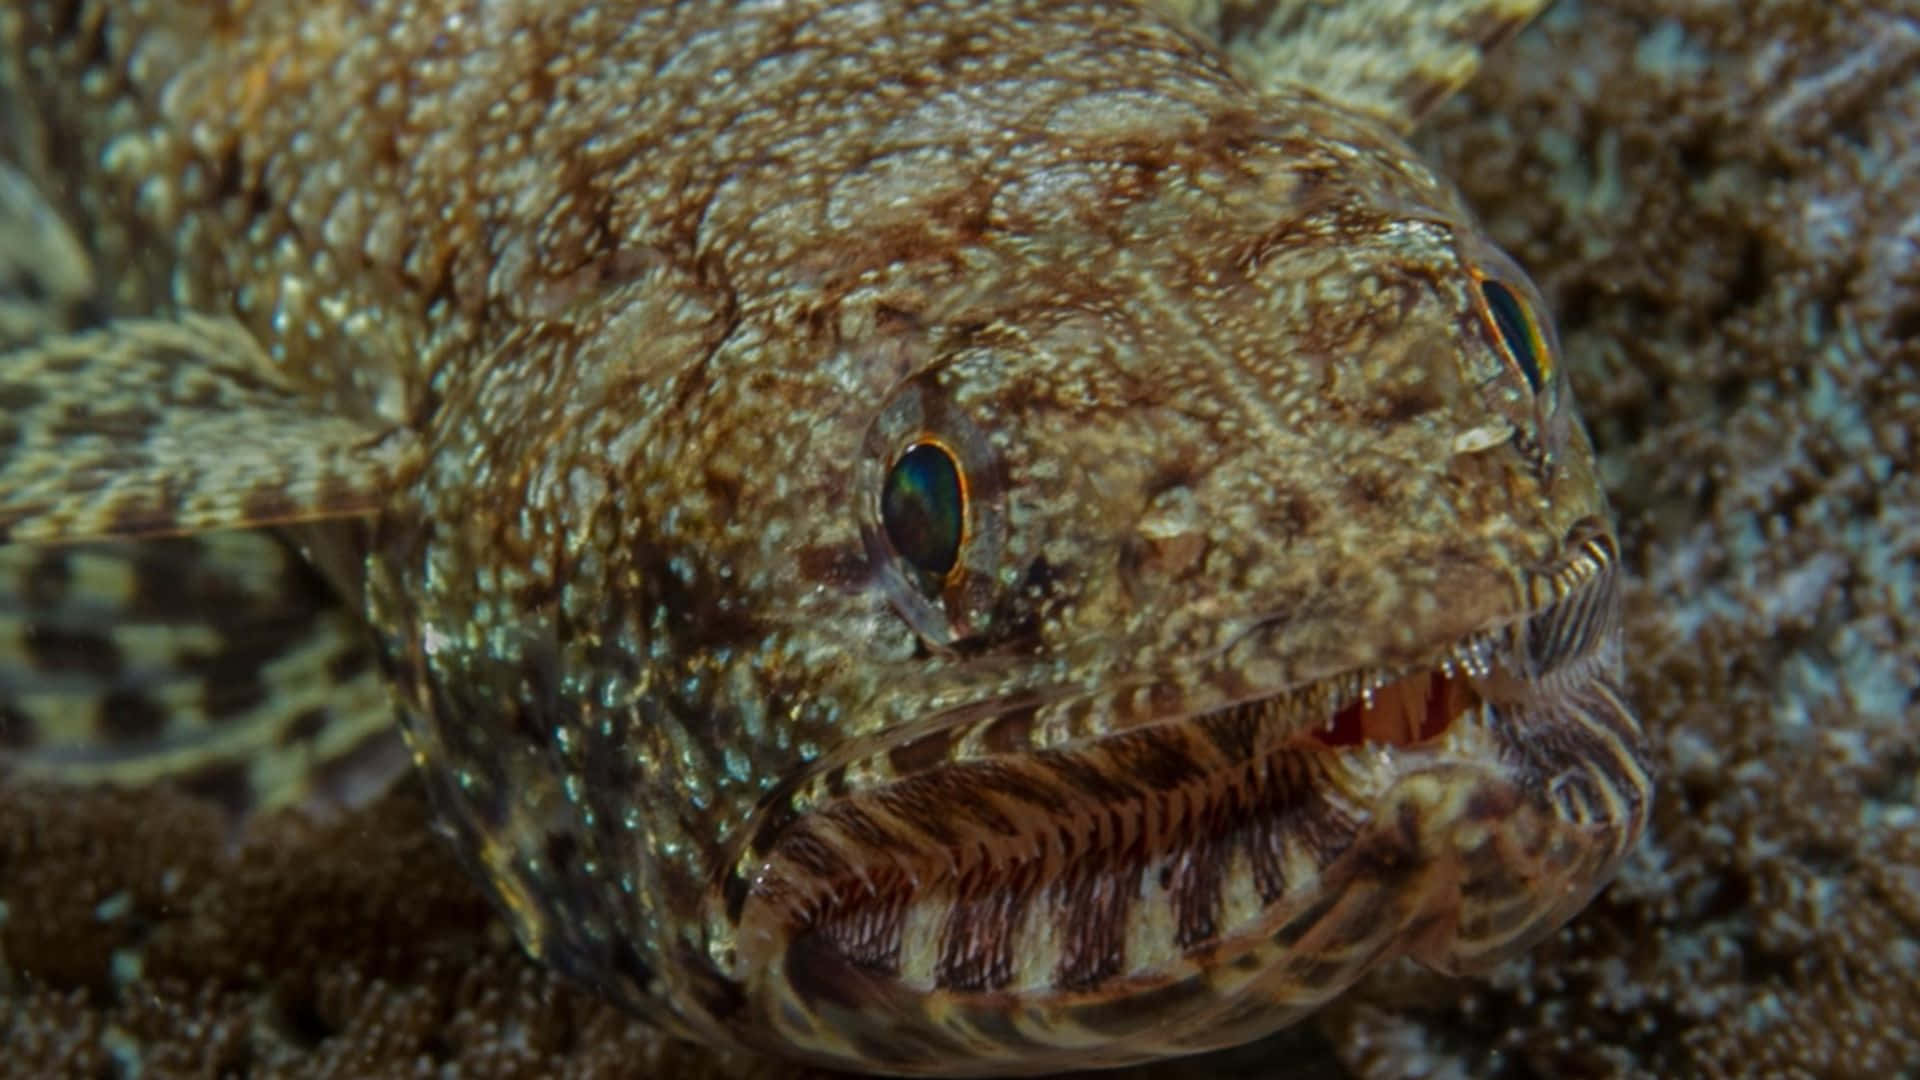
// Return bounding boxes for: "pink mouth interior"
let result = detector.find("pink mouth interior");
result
[1309,669,1476,749]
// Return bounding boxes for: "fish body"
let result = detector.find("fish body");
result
[1,1,1650,1074]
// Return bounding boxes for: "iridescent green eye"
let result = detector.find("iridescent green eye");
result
[1479,277,1553,394]
[882,441,966,582]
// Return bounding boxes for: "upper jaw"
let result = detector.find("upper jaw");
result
[1180,516,1623,754]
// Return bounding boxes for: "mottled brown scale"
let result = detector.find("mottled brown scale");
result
[1,0,1653,1074]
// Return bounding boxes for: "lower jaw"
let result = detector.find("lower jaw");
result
[727,672,1641,1076]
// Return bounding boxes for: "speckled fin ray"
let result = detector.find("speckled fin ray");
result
[1153,0,1550,131]
[0,161,96,350]
[0,316,418,544]
[0,531,408,822]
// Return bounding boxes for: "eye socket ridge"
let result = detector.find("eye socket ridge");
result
[881,437,970,588]
[1475,273,1555,395]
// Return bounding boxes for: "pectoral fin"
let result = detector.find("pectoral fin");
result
[0,316,417,543]
[0,532,407,823]
[0,161,97,350]
[1154,0,1549,131]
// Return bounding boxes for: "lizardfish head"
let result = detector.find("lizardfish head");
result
[369,95,1648,1076]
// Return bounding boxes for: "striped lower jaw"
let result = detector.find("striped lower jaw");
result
[716,664,1643,1074]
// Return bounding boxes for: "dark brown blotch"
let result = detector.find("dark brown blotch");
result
[16,547,74,612]
[1263,484,1322,539]
[38,349,89,376]
[0,704,37,750]
[48,401,159,441]
[277,706,331,746]
[794,543,871,591]
[194,652,271,717]
[1196,705,1261,764]
[980,705,1039,755]
[821,763,849,797]
[24,624,121,678]
[1041,750,1137,805]
[886,724,955,778]
[722,868,753,923]
[543,829,580,877]
[326,641,374,684]
[1108,727,1206,792]
[241,485,300,525]
[785,934,889,1017]
[640,546,764,651]
[175,758,255,819]
[1342,464,1396,510]
[1367,381,1444,428]
[104,497,175,537]
[0,382,47,412]
[969,760,1073,816]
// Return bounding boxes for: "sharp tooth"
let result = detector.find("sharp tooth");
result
[1450,634,1493,679]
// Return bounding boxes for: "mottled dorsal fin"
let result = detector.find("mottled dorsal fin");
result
[1155,0,1551,131]
[0,316,418,543]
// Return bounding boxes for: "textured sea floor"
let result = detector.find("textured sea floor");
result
[4,1,1917,1076]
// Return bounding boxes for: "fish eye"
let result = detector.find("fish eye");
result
[882,440,967,585]
[1478,276,1554,395]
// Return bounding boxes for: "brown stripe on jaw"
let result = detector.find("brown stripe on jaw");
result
[816,800,925,861]
[1052,847,1139,989]
[1245,750,1356,904]
[1041,749,1141,804]
[936,857,1045,992]
[1164,793,1235,949]
[816,865,913,975]
[751,729,1364,1002]
[1107,723,1209,791]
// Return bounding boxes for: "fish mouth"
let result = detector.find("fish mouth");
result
[719,523,1649,1075]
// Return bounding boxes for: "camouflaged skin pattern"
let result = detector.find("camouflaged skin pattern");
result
[0,532,403,819]
[2,1,1649,1074]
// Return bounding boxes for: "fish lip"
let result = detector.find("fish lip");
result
[1177,516,1624,751]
